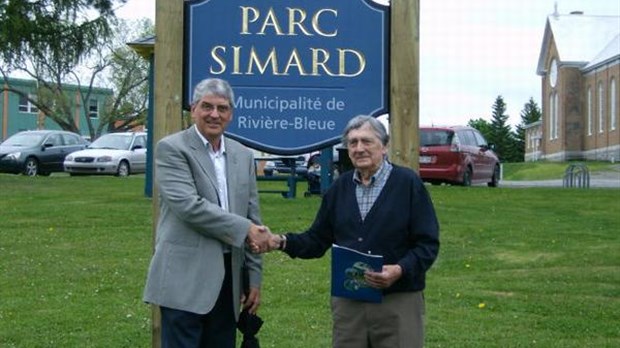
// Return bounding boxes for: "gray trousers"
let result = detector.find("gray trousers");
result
[331,291,425,348]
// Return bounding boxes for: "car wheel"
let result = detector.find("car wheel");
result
[488,164,500,187]
[116,161,130,177]
[23,157,39,176]
[461,167,472,186]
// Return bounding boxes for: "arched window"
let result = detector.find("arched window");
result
[587,86,593,136]
[598,82,605,133]
[554,92,559,139]
[548,92,559,140]
[610,78,617,131]
[549,93,555,140]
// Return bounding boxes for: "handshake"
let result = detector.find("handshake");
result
[246,224,285,254]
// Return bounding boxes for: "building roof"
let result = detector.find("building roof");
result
[2,77,114,95]
[536,13,620,75]
[127,35,155,59]
[584,34,620,70]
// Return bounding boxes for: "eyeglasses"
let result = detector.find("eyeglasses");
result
[198,102,231,114]
[346,137,376,148]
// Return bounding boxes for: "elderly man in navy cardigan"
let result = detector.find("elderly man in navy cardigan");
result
[267,115,440,348]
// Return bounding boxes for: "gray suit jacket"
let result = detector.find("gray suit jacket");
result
[143,127,262,318]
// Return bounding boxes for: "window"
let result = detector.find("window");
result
[45,134,63,147]
[611,78,617,131]
[549,92,558,140]
[587,87,593,136]
[598,82,604,133]
[133,135,147,149]
[63,133,80,145]
[18,94,39,113]
[472,130,488,147]
[89,99,99,118]
[18,95,28,112]
[420,130,452,146]
[459,130,477,146]
[548,94,553,140]
[554,93,559,139]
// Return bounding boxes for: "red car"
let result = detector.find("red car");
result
[419,126,500,187]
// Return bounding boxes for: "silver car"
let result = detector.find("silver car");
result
[64,132,147,177]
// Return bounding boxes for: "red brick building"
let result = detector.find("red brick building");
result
[526,11,619,162]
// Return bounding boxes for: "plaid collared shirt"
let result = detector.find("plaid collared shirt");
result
[353,161,393,220]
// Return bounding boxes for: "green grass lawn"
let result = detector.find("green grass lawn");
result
[1,173,619,347]
[502,161,619,180]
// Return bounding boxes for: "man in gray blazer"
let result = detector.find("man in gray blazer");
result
[143,78,271,348]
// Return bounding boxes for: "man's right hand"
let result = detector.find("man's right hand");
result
[246,224,272,253]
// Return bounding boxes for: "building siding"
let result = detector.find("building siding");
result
[1,78,113,140]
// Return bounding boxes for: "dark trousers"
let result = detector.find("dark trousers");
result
[160,254,235,348]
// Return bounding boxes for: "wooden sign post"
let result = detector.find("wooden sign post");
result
[151,1,184,347]
[390,0,420,171]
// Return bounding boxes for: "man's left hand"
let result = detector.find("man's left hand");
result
[241,287,261,314]
[364,264,403,289]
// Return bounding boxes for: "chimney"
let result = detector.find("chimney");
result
[552,2,559,18]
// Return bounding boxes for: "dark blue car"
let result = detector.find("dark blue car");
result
[0,130,87,176]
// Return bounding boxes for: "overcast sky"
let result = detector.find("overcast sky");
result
[116,0,620,129]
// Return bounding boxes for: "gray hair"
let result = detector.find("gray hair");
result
[341,115,389,146]
[191,78,235,108]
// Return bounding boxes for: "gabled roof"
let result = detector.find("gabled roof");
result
[536,13,620,75]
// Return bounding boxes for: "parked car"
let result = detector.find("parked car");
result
[0,130,88,176]
[419,126,500,187]
[64,132,147,177]
[262,155,309,178]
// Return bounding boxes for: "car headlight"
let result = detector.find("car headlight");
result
[65,155,73,161]
[6,152,21,160]
[96,156,113,162]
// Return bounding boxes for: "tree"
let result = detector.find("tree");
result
[488,95,519,162]
[1,10,152,139]
[97,18,153,136]
[1,0,121,135]
[0,0,124,71]
[514,97,542,162]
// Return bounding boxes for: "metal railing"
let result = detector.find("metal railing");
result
[563,163,590,188]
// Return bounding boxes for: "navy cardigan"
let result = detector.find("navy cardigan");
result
[284,164,440,294]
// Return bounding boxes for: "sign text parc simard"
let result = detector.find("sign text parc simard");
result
[185,0,389,155]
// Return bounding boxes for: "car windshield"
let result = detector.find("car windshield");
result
[420,130,454,146]
[278,157,305,166]
[2,133,45,146]
[89,134,133,150]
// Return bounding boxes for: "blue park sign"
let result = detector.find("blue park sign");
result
[184,0,389,155]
